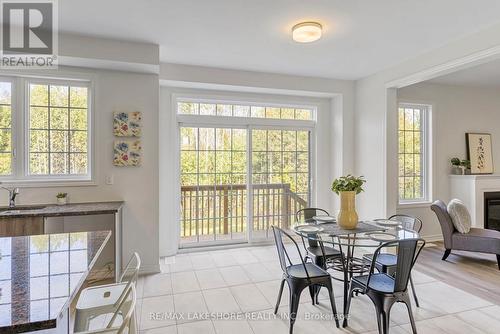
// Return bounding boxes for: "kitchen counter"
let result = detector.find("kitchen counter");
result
[0,201,124,282]
[0,202,123,219]
[0,230,111,333]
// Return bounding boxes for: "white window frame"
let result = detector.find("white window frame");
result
[0,75,94,186]
[397,102,432,206]
[174,93,318,246]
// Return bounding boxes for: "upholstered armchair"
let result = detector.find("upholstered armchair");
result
[431,200,500,269]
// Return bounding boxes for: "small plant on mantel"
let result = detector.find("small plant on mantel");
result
[461,159,471,175]
[56,192,68,205]
[450,157,463,175]
[331,175,366,230]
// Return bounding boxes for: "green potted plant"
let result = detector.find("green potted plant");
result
[56,192,68,205]
[450,157,463,175]
[461,159,471,175]
[331,175,366,229]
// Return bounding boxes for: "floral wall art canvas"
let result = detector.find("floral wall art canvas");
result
[113,112,142,137]
[466,133,493,174]
[113,140,142,166]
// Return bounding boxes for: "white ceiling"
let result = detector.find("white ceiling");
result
[428,58,500,87]
[59,0,500,80]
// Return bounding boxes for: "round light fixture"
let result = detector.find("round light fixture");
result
[292,22,322,43]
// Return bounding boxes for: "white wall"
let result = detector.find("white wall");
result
[5,67,160,273]
[159,64,355,256]
[396,82,500,237]
[353,21,500,240]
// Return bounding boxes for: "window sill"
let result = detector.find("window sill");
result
[397,201,433,209]
[0,179,97,188]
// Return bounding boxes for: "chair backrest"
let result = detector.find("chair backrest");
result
[366,238,425,293]
[271,226,311,279]
[430,200,455,249]
[389,214,423,233]
[295,208,329,247]
[115,252,141,308]
[120,252,141,283]
[76,284,137,334]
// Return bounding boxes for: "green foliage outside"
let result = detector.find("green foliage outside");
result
[398,107,423,200]
[0,82,89,176]
[178,102,312,120]
[179,119,310,240]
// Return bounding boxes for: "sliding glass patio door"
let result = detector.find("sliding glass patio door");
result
[177,99,314,247]
[180,126,248,245]
[251,129,310,240]
[179,126,311,247]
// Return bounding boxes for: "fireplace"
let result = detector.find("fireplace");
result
[484,192,500,231]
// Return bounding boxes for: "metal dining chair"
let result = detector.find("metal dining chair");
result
[296,208,343,303]
[296,208,342,266]
[363,214,423,306]
[346,238,425,334]
[272,226,340,333]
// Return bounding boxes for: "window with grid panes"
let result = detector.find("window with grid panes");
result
[177,98,314,245]
[29,82,89,176]
[398,103,429,203]
[0,77,91,183]
[0,81,12,175]
[177,101,313,120]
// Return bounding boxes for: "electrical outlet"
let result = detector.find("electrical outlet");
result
[105,175,114,185]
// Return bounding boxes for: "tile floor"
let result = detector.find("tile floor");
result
[136,245,500,334]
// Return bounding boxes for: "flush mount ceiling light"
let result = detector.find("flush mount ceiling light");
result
[292,22,322,43]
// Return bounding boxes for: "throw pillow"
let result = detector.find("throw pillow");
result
[447,199,472,233]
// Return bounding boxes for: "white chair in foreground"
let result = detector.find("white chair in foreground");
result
[75,284,137,334]
[74,252,141,333]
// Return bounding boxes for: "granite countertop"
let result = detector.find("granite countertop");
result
[0,230,111,333]
[0,201,123,219]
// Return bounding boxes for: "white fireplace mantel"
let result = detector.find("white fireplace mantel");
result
[449,174,500,228]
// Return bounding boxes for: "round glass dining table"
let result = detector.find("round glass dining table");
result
[292,218,420,327]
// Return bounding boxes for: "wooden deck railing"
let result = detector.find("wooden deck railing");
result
[180,183,307,239]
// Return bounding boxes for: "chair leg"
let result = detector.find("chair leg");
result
[308,286,316,305]
[496,254,500,270]
[129,309,137,334]
[374,305,384,334]
[402,294,418,334]
[409,274,419,307]
[442,249,451,261]
[324,280,340,328]
[381,310,390,334]
[343,283,355,328]
[274,279,286,314]
[369,293,395,334]
[289,286,302,334]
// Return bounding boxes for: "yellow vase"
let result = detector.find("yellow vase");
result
[337,191,358,229]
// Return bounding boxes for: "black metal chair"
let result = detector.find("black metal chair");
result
[363,214,423,306]
[296,208,343,303]
[271,226,340,333]
[296,208,342,266]
[346,238,425,334]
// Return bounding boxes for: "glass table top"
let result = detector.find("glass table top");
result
[293,219,420,247]
[0,230,111,333]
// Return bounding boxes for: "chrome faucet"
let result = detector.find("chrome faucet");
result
[0,186,19,208]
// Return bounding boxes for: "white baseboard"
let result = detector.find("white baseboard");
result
[139,263,161,275]
[422,234,443,242]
